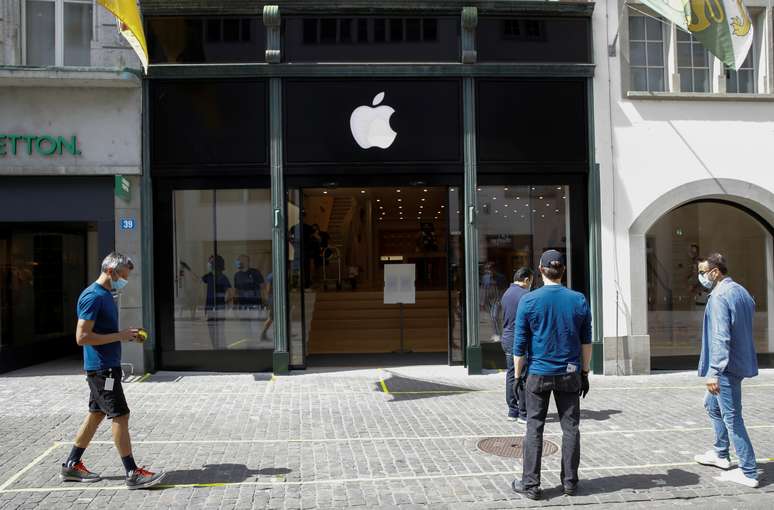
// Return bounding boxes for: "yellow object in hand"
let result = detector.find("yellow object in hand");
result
[137,329,148,342]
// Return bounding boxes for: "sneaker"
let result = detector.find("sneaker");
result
[694,450,732,470]
[715,468,759,488]
[126,467,166,490]
[506,415,518,422]
[511,479,542,500]
[517,417,527,425]
[60,461,102,483]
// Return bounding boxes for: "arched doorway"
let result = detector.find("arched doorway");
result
[645,200,773,369]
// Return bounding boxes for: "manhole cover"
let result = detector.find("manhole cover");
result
[476,436,559,458]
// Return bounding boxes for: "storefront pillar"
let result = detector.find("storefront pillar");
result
[463,77,481,375]
[588,162,604,374]
[270,76,289,375]
[140,80,157,373]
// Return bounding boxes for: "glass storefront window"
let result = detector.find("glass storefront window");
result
[476,184,571,345]
[172,189,273,351]
[647,202,771,360]
[0,225,87,360]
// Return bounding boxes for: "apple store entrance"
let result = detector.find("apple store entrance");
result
[286,186,466,367]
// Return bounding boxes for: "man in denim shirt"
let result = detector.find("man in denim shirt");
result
[694,253,759,488]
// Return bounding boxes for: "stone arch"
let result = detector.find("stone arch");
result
[629,178,774,343]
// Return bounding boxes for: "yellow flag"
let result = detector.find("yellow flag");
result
[97,0,148,71]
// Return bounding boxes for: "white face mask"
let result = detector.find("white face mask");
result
[698,270,716,290]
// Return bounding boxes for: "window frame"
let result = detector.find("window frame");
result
[627,12,668,92]
[22,0,95,67]
[623,3,771,96]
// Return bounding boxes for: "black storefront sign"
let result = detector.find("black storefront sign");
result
[151,79,268,173]
[284,79,462,170]
[476,79,588,171]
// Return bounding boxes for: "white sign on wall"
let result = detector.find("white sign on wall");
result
[384,263,415,304]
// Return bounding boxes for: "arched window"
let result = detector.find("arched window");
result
[646,201,772,368]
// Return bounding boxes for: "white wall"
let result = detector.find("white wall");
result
[593,0,774,372]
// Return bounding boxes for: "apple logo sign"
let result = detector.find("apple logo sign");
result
[349,91,397,150]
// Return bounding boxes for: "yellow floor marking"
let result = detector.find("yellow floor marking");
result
[228,338,249,349]
[378,368,390,393]
[137,373,151,383]
[3,457,771,494]
[0,442,61,492]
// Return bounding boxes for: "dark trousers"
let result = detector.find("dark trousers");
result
[522,373,581,489]
[504,353,526,419]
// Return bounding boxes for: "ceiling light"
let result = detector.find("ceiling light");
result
[504,204,509,208]
[541,214,545,218]
[450,188,455,192]
[504,187,509,191]
[421,198,426,202]
[556,186,562,190]
[440,205,445,208]
[555,209,560,213]
[562,195,566,199]
[323,190,328,194]
[477,187,481,191]
[532,209,536,213]
[494,210,498,214]
[360,190,366,194]
[539,196,543,200]
[419,206,423,209]
[398,198,403,202]
[396,189,401,193]
[516,197,520,200]
[423,189,428,192]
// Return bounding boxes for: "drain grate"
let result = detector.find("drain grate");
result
[476,436,559,458]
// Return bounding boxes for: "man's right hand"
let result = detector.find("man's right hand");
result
[119,328,140,342]
[580,371,590,399]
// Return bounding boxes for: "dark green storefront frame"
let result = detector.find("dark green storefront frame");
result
[141,1,603,375]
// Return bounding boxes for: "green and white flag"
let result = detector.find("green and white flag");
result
[637,0,754,70]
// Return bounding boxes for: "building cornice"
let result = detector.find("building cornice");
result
[0,67,142,88]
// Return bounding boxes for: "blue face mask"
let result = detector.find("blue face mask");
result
[698,271,715,290]
[112,277,128,291]
[207,262,213,272]
[235,260,243,270]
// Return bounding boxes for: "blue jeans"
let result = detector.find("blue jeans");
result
[704,374,757,478]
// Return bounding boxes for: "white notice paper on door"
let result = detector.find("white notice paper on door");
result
[384,263,415,304]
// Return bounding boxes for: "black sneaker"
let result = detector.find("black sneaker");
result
[563,483,578,496]
[125,467,165,490]
[60,461,102,483]
[511,479,542,500]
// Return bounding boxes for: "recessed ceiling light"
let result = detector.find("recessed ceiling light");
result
[396,189,401,193]
[450,188,455,192]
[516,197,520,200]
[562,196,566,199]
[504,204,509,208]
[555,209,560,213]
[532,209,536,213]
[323,190,328,194]
[546,203,550,207]
[556,186,562,190]
[477,188,481,191]
[398,198,403,202]
[360,190,366,194]
[541,214,545,218]
[492,197,496,200]
[440,205,445,208]
[421,198,426,202]
[399,206,403,209]
[539,196,543,200]
[504,187,509,191]
[419,206,423,209]
[423,189,428,192]
[495,210,498,214]
[376,199,381,202]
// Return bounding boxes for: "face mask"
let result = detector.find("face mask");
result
[698,271,715,290]
[207,262,213,272]
[235,260,243,270]
[112,277,128,291]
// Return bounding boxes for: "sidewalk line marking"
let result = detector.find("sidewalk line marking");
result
[137,373,151,383]
[0,442,61,492]
[122,383,774,397]
[2,457,771,494]
[228,338,249,349]
[80,424,774,445]
[378,368,389,393]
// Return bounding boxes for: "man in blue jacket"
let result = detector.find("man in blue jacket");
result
[694,253,759,488]
[501,267,533,423]
[511,250,591,500]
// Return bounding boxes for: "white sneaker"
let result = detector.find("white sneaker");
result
[506,415,518,422]
[694,450,732,470]
[516,417,527,425]
[715,468,759,488]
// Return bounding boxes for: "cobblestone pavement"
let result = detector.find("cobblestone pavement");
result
[1,359,773,509]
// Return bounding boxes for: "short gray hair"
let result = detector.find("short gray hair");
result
[101,252,134,274]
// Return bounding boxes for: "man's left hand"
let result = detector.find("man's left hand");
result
[706,377,720,395]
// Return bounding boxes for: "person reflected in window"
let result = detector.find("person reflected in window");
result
[481,261,506,342]
[202,255,230,349]
[260,272,273,342]
[233,255,264,310]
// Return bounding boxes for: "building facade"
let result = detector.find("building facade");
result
[140,0,597,375]
[7,0,768,377]
[0,0,145,372]
[594,0,774,374]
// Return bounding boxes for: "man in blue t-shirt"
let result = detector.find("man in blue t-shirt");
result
[500,267,533,423]
[511,250,592,501]
[60,252,165,490]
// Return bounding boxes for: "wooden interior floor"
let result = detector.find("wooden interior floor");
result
[308,290,449,354]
